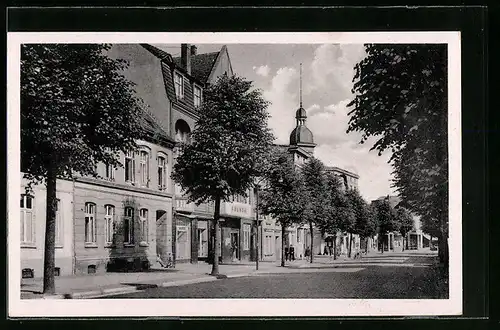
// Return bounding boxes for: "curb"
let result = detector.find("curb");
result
[51,273,251,299]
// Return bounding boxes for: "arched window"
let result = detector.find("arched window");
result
[104,205,115,246]
[175,120,191,144]
[20,194,34,244]
[84,202,96,244]
[124,207,134,245]
[139,208,148,242]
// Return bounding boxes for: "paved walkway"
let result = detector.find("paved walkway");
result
[20,249,437,299]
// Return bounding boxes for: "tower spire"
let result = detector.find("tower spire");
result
[299,63,303,108]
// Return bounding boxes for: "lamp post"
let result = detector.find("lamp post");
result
[255,184,261,271]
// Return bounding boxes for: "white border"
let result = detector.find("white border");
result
[7,32,462,317]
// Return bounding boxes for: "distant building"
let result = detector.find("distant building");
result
[259,65,361,261]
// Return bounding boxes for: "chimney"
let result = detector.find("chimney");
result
[181,43,191,75]
[190,45,197,56]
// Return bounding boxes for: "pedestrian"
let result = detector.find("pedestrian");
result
[329,245,333,256]
[290,245,295,261]
[324,245,328,255]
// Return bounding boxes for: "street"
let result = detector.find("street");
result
[103,254,448,299]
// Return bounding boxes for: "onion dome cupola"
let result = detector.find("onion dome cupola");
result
[289,63,316,148]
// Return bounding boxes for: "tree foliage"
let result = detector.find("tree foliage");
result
[396,207,415,238]
[259,149,307,266]
[347,44,448,262]
[373,199,398,236]
[21,44,146,185]
[317,173,351,236]
[172,74,274,274]
[21,44,147,293]
[172,74,274,205]
[301,157,329,263]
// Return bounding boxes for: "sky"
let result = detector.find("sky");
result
[157,43,397,201]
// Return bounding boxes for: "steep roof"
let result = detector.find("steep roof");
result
[138,110,176,147]
[173,51,220,84]
[140,44,174,62]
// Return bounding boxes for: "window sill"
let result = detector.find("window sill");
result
[123,243,135,248]
[55,245,64,249]
[84,243,98,248]
[21,243,36,249]
[139,241,149,247]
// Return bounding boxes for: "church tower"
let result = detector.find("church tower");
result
[288,63,316,161]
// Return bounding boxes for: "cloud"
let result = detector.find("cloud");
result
[306,44,366,105]
[254,65,271,77]
[263,67,299,144]
[306,99,396,201]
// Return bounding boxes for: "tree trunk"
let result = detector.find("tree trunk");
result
[402,235,405,252]
[43,167,57,294]
[281,225,286,267]
[309,221,314,263]
[210,196,221,276]
[348,232,353,258]
[380,232,384,254]
[438,235,449,265]
[333,235,337,260]
[365,237,368,254]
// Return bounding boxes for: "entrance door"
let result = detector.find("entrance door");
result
[198,228,207,258]
[230,232,239,261]
[176,225,190,260]
[275,236,281,261]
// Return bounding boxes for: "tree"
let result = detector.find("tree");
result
[171,74,274,276]
[373,199,398,253]
[395,207,415,251]
[347,44,448,264]
[318,172,353,260]
[259,149,307,267]
[345,188,373,257]
[21,44,146,294]
[301,157,329,263]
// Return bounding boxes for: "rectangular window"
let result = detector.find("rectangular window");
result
[55,199,63,247]
[104,205,115,245]
[157,155,167,190]
[20,195,34,244]
[242,224,250,250]
[125,150,135,183]
[297,228,302,243]
[193,85,202,107]
[84,203,96,244]
[105,163,115,181]
[174,72,184,99]
[139,150,149,187]
[139,208,148,242]
[124,207,134,245]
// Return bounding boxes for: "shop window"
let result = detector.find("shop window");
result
[242,224,251,250]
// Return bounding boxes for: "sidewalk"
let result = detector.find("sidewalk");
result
[20,260,288,300]
[21,250,437,299]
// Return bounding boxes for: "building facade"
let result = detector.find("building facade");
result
[20,178,74,278]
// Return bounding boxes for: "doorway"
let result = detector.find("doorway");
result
[275,236,281,261]
[230,232,239,261]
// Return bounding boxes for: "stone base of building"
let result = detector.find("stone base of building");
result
[21,256,73,278]
[74,255,156,275]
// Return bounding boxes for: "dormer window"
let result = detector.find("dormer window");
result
[194,85,202,108]
[174,72,184,99]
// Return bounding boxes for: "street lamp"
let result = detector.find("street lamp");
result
[254,183,261,271]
